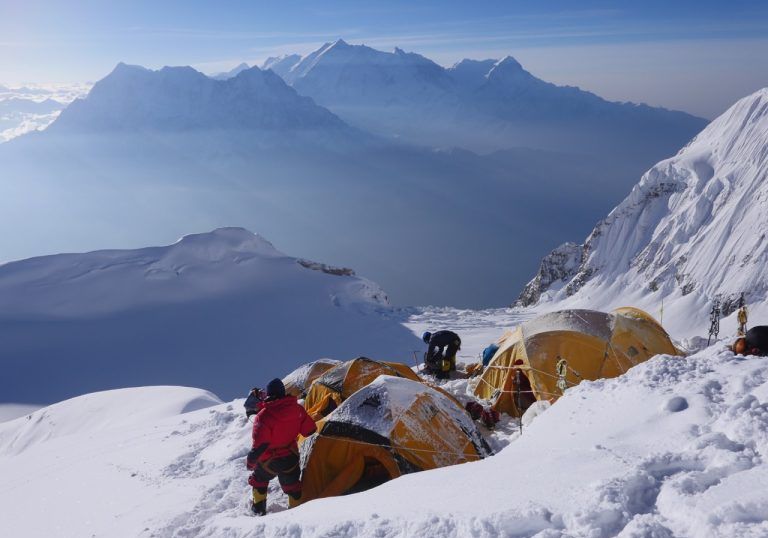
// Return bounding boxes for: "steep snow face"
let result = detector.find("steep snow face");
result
[522,88,768,337]
[0,228,419,404]
[445,58,497,90]
[2,347,767,537]
[51,63,347,132]
[261,54,302,79]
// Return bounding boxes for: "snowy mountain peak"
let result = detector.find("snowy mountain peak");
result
[210,62,251,80]
[0,229,408,403]
[171,227,283,261]
[486,55,533,83]
[519,87,768,337]
[495,55,523,70]
[446,58,498,89]
[285,40,450,104]
[330,38,350,48]
[111,61,148,74]
[48,62,347,133]
[261,54,301,78]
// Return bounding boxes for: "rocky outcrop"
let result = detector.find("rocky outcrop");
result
[516,242,583,306]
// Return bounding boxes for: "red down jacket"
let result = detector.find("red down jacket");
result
[248,396,317,468]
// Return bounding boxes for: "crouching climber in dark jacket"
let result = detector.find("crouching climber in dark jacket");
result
[733,326,768,356]
[246,378,317,515]
[422,330,461,379]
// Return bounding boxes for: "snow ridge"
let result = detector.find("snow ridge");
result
[520,87,768,337]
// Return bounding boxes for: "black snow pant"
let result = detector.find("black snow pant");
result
[425,343,459,379]
[248,452,302,499]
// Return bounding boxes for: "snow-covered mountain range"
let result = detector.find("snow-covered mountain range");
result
[0,228,419,405]
[2,59,664,308]
[51,63,350,137]
[264,40,706,159]
[518,87,768,338]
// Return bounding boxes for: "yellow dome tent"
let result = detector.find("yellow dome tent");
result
[303,357,421,420]
[474,307,681,416]
[299,375,492,504]
[283,358,341,398]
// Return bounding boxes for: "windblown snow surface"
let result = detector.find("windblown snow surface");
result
[0,227,420,405]
[1,348,767,536]
[519,87,768,339]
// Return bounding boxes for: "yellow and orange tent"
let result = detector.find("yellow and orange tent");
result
[299,375,492,504]
[474,307,681,416]
[283,359,341,398]
[303,357,421,420]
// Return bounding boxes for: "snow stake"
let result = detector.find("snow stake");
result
[515,367,523,434]
[412,350,422,373]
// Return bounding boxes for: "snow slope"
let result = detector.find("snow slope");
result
[0,228,420,405]
[0,404,42,423]
[520,87,768,339]
[2,346,766,537]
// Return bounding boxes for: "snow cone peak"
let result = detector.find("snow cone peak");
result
[173,227,282,259]
[495,55,523,71]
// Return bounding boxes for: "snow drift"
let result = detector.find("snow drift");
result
[519,87,768,339]
[0,228,420,405]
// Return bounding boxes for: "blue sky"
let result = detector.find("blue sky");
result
[3,0,768,117]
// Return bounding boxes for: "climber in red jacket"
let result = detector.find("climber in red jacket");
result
[246,378,317,516]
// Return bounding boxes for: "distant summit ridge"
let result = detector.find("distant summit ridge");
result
[267,40,707,157]
[50,63,347,133]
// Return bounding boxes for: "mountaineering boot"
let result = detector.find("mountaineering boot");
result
[287,492,302,509]
[251,499,266,516]
[251,488,267,516]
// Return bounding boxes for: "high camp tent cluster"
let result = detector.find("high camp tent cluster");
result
[474,307,681,416]
[278,307,679,505]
